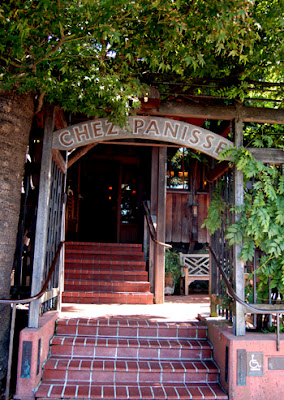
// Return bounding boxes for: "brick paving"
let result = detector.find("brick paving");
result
[36,314,227,399]
[34,296,229,399]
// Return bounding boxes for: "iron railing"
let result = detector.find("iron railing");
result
[209,169,234,321]
[12,159,37,298]
[209,167,284,337]
[209,245,284,351]
[0,241,64,400]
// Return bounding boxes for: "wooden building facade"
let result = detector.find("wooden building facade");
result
[10,100,284,400]
[26,104,284,332]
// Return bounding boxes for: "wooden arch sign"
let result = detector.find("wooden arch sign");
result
[52,116,233,159]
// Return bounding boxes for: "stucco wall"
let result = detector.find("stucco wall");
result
[203,317,284,400]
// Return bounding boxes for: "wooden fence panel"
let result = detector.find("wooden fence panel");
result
[166,192,191,243]
[172,193,182,242]
[198,193,209,243]
[166,191,208,244]
[166,193,173,242]
[181,194,191,243]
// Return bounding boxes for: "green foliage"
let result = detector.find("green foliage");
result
[201,183,228,234]
[243,123,284,150]
[0,0,283,123]
[205,144,284,298]
[165,248,181,285]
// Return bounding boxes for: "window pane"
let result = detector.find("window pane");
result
[167,148,189,190]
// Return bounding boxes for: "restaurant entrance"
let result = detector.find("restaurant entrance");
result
[66,143,152,243]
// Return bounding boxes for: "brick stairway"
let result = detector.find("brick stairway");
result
[62,242,153,305]
[35,317,228,399]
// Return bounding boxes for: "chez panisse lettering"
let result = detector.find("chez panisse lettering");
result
[54,117,232,158]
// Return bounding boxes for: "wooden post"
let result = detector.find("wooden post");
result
[57,152,67,311]
[149,148,158,292]
[209,237,217,316]
[154,147,167,304]
[28,106,54,328]
[233,103,246,336]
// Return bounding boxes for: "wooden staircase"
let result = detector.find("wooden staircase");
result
[35,317,228,399]
[62,242,153,305]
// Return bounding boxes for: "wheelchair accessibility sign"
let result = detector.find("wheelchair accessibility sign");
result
[247,352,264,376]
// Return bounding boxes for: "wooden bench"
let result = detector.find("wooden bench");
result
[180,253,210,295]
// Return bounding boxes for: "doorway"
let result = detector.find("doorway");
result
[66,144,151,243]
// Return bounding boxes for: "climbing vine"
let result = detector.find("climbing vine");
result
[203,145,284,300]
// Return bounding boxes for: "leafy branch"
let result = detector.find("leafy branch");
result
[204,144,284,297]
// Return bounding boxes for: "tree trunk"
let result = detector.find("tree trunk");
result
[0,92,34,382]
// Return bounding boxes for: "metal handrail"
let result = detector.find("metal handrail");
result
[143,201,172,248]
[0,240,64,400]
[209,245,284,351]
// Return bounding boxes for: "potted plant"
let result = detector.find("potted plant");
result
[165,248,181,295]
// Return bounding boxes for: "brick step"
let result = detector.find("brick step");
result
[36,381,228,399]
[65,252,144,262]
[65,280,151,293]
[51,336,212,360]
[56,318,207,339]
[65,259,146,271]
[66,248,144,256]
[36,318,228,399]
[65,270,148,282]
[65,245,144,255]
[66,241,143,251]
[62,292,154,305]
[42,357,219,383]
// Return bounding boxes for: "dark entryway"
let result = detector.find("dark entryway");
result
[66,144,152,243]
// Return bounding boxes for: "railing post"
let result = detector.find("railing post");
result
[57,152,67,311]
[233,103,246,336]
[209,237,217,316]
[29,105,54,328]
[149,148,158,293]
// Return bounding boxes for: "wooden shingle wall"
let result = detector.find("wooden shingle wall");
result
[166,191,209,244]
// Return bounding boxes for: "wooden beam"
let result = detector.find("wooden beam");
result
[233,105,246,336]
[145,101,284,124]
[243,107,284,124]
[67,143,97,169]
[52,149,67,174]
[248,148,284,164]
[147,101,236,121]
[203,149,283,183]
